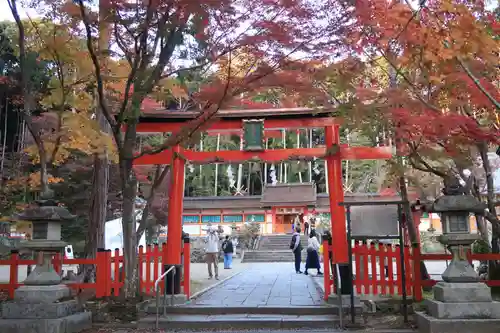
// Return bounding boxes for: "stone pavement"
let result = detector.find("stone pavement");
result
[190,263,323,306]
[189,258,255,296]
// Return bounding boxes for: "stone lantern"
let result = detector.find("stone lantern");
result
[416,177,500,333]
[17,198,75,286]
[0,197,92,333]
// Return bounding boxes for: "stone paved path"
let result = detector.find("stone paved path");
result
[191,263,323,307]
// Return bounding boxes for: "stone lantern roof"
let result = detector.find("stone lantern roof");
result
[423,177,487,214]
[427,195,487,214]
[15,199,76,222]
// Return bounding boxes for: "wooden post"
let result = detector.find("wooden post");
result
[138,245,144,294]
[165,145,185,265]
[322,240,330,301]
[95,249,105,298]
[106,250,112,297]
[9,250,19,299]
[324,125,348,263]
[183,238,191,298]
[413,246,423,301]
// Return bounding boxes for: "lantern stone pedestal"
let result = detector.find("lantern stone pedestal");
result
[0,199,92,333]
[416,181,500,333]
[416,234,500,333]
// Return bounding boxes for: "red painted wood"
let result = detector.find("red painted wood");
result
[153,245,160,295]
[378,244,387,295]
[395,245,403,295]
[8,252,18,299]
[134,117,341,133]
[404,246,412,296]
[354,242,362,294]
[387,245,395,295]
[138,246,144,294]
[53,253,61,275]
[133,146,393,165]
[205,129,283,138]
[361,244,370,295]
[106,250,112,297]
[146,245,151,294]
[165,145,185,266]
[325,125,348,264]
[369,243,378,295]
[322,240,331,301]
[114,249,120,296]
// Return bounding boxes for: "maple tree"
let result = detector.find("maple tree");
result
[22,0,355,296]
[340,0,499,259]
[5,2,115,190]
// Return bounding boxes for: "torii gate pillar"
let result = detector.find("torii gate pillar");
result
[325,125,348,263]
[165,145,185,266]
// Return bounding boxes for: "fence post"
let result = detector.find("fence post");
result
[183,237,191,298]
[53,252,62,275]
[138,245,144,294]
[95,249,106,298]
[9,250,19,299]
[412,245,423,302]
[322,240,330,301]
[106,250,112,297]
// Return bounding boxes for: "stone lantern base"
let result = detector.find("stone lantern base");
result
[416,282,500,333]
[0,284,92,333]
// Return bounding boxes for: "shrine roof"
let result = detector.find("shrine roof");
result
[139,107,337,123]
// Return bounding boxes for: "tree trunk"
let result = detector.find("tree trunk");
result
[477,142,500,291]
[82,152,108,281]
[121,162,138,298]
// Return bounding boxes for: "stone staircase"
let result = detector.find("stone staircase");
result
[241,234,308,263]
[138,304,341,330]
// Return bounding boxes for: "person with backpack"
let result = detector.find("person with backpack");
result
[289,226,303,274]
[222,235,234,269]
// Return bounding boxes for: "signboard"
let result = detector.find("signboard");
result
[350,205,399,238]
[243,119,265,151]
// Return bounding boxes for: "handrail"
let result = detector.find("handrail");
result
[155,265,176,330]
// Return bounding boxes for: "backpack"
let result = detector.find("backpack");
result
[289,234,297,250]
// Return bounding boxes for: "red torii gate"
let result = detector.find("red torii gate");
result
[133,108,392,270]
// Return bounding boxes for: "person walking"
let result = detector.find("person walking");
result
[304,220,310,236]
[222,235,234,269]
[289,226,303,274]
[205,226,220,280]
[305,230,323,276]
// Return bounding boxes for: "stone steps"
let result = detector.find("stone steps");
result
[242,250,307,263]
[243,235,309,263]
[139,303,342,330]
[138,313,340,330]
[143,305,336,316]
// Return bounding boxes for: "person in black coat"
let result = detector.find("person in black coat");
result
[290,227,303,273]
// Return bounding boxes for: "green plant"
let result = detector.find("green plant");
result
[237,221,261,249]
[472,239,490,254]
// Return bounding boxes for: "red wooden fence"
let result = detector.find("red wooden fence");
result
[323,240,500,302]
[0,242,191,300]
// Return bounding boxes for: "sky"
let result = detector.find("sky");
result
[1,0,497,22]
